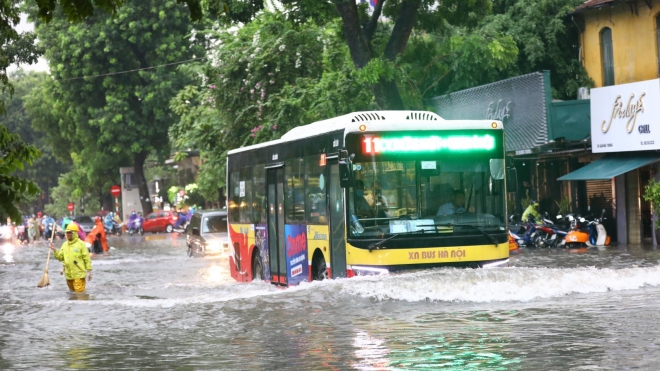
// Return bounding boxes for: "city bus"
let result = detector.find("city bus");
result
[226,111,509,286]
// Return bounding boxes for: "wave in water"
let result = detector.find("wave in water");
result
[338,266,660,302]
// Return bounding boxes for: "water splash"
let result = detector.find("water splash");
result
[339,266,660,303]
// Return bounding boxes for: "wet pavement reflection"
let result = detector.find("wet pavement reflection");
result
[2,236,660,370]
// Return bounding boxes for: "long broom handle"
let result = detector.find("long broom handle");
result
[44,223,56,271]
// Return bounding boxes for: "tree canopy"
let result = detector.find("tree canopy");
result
[28,0,206,215]
[0,124,40,223]
[2,70,71,214]
[169,8,518,198]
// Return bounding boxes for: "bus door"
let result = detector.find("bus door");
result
[267,166,287,286]
[327,158,347,278]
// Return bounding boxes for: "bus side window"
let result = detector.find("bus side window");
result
[305,154,327,224]
[285,158,306,223]
[239,167,253,224]
[229,171,240,223]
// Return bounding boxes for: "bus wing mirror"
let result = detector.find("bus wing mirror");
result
[339,151,355,188]
[506,167,518,193]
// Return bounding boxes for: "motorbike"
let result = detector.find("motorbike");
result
[173,212,190,233]
[533,213,573,248]
[127,217,144,236]
[105,220,123,236]
[508,214,538,247]
[586,209,610,247]
[531,212,557,248]
[564,214,591,249]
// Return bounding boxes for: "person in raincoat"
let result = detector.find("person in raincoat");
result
[49,223,92,293]
[521,200,542,243]
[104,212,114,231]
[42,215,55,239]
[521,200,541,223]
[85,217,108,254]
[27,216,37,243]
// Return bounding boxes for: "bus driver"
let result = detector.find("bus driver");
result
[437,190,466,215]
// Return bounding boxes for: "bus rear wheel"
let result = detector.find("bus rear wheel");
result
[252,252,263,281]
[312,253,327,281]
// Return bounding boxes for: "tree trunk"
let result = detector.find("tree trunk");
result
[134,152,153,216]
[335,0,420,110]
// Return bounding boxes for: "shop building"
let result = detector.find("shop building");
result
[562,0,660,243]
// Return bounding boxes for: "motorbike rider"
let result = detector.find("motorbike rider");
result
[522,200,541,224]
[173,207,188,230]
[85,217,108,253]
[42,214,55,239]
[104,212,114,231]
[521,200,541,242]
[128,210,139,230]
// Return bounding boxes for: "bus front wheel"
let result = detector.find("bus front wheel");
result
[312,253,327,281]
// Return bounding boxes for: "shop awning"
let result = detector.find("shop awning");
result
[558,152,660,181]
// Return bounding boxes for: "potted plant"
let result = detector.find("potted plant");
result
[643,178,660,246]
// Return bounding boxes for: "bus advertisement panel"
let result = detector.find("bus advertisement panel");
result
[285,224,308,285]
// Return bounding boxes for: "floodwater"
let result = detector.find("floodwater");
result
[2,236,660,370]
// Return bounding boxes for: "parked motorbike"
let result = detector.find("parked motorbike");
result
[531,212,557,248]
[586,209,610,247]
[508,214,538,247]
[564,214,590,249]
[127,217,144,236]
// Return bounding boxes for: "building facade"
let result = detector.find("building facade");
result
[565,0,660,243]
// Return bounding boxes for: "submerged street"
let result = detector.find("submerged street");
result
[3,237,660,370]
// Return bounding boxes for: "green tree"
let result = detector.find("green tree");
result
[170,13,375,197]
[1,0,41,115]
[0,124,40,223]
[2,70,71,213]
[29,0,207,215]
[170,11,517,198]
[482,0,594,99]
[644,178,660,246]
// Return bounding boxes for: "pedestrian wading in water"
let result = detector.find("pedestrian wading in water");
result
[49,223,92,293]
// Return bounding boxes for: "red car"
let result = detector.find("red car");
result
[142,210,178,233]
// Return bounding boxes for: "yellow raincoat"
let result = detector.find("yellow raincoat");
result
[53,233,92,280]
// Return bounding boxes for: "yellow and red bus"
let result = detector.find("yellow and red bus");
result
[227,111,509,286]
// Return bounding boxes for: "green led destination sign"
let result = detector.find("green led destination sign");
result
[362,135,496,154]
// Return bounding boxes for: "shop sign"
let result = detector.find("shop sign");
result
[591,79,660,153]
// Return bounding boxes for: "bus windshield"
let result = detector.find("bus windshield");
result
[348,157,506,238]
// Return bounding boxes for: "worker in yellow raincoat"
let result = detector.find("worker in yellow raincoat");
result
[49,223,92,293]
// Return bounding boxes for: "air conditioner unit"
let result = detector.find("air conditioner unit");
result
[577,87,590,100]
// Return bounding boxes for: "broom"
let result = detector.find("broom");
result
[37,223,56,288]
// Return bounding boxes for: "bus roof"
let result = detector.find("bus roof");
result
[227,110,502,155]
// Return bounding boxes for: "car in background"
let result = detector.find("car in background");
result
[186,210,228,257]
[71,215,95,234]
[142,210,177,233]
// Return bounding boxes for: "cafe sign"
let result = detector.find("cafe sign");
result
[591,78,660,153]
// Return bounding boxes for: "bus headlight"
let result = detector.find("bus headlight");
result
[206,241,223,252]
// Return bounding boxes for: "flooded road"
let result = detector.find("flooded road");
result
[2,237,660,370]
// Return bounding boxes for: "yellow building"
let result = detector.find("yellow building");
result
[574,0,660,86]
[562,0,660,244]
